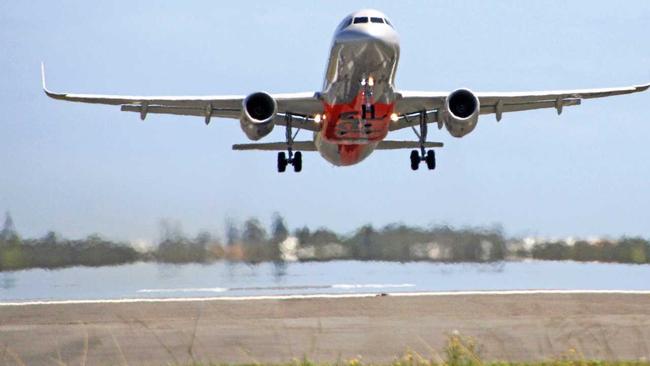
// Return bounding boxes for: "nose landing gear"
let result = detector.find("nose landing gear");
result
[409,111,437,171]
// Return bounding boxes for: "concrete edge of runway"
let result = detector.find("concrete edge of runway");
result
[2,289,650,306]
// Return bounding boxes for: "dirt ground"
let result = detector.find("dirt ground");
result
[1,293,650,365]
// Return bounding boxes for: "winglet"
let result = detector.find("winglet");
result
[40,62,56,97]
[40,62,64,99]
[40,62,47,92]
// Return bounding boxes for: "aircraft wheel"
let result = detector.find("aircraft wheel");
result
[277,152,287,173]
[293,151,302,173]
[410,150,420,171]
[425,150,436,170]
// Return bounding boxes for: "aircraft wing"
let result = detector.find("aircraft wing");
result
[391,82,650,131]
[41,64,323,131]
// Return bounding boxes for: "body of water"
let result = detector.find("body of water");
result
[1,260,649,302]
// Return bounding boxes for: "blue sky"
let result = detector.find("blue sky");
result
[1,1,649,242]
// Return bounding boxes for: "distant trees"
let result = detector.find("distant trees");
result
[531,241,571,260]
[334,224,507,263]
[151,215,290,264]
[0,224,139,271]
[532,238,650,264]
[347,224,377,260]
[1,210,650,271]
[295,227,340,247]
[155,220,213,263]
[240,218,267,262]
[271,213,288,242]
[270,213,288,262]
[616,238,649,264]
[0,212,17,241]
[225,217,240,247]
[0,212,24,269]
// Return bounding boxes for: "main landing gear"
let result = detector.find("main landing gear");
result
[277,150,302,173]
[410,149,436,171]
[409,111,437,171]
[277,114,303,173]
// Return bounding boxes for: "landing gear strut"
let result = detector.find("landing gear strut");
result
[277,114,303,173]
[409,111,436,171]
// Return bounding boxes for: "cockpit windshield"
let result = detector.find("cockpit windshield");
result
[342,16,394,29]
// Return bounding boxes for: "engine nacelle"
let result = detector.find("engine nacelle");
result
[240,92,277,140]
[443,88,480,138]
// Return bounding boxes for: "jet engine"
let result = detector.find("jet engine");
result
[240,92,277,140]
[443,88,480,138]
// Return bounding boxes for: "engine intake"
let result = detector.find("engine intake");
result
[444,88,480,138]
[240,92,277,140]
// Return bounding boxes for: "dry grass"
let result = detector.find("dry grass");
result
[177,333,650,366]
[4,332,649,366]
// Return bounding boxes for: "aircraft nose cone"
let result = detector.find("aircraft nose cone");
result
[336,27,399,48]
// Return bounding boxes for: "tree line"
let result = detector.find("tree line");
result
[1,212,649,271]
[530,239,649,264]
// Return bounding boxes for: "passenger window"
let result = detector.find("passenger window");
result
[370,17,384,24]
[353,17,369,24]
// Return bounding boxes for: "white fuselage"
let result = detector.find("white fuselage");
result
[315,9,401,166]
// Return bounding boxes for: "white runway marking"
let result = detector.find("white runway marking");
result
[137,287,228,293]
[332,283,416,289]
[136,283,416,294]
[1,289,649,306]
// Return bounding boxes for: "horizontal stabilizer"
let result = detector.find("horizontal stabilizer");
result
[233,141,317,151]
[233,140,443,151]
[376,140,443,150]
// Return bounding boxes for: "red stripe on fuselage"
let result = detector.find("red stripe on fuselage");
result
[322,91,394,165]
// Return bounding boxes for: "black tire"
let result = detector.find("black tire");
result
[293,151,302,172]
[425,150,436,170]
[277,152,287,173]
[410,150,420,171]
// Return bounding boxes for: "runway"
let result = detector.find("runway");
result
[1,291,650,364]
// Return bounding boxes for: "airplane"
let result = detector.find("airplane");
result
[42,9,649,173]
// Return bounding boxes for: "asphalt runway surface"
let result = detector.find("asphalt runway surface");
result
[1,292,650,365]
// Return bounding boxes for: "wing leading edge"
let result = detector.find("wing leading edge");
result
[391,82,650,131]
[41,64,323,129]
[42,65,648,134]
